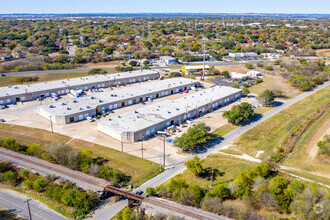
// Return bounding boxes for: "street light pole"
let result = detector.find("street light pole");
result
[141,138,144,159]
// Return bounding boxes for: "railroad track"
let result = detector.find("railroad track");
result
[0,148,220,219]
[0,148,107,189]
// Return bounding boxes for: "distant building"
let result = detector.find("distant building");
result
[182,65,210,73]
[263,53,283,59]
[228,52,258,59]
[0,53,11,61]
[247,71,262,77]
[230,72,249,80]
[160,56,176,65]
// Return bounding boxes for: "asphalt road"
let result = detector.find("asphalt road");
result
[93,81,330,219]
[3,58,327,76]
[0,189,66,220]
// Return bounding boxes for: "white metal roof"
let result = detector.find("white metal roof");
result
[0,70,159,98]
[98,86,241,133]
[184,65,210,70]
[39,77,196,117]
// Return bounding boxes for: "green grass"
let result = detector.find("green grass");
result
[219,148,243,155]
[170,155,257,188]
[283,107,330,175]
[254,106,273,114]
[0,123,161,186]
[0,206,23,220]
[0,71,116,87]
[213,123,238,138]
[230,85,330,160]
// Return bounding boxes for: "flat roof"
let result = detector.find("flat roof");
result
[98,86,241,133]
[184,65,210,70]
[40,77,196,117]
[160,56,175,60]
[0,70,159,98]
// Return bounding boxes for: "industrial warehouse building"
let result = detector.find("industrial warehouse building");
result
[39,78,197,124]
[0,70,159,105]
[97,86,242,142]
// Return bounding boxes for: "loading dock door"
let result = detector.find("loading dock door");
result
[21,97,26,101]
[128,100,133,105]
[6,99,11,104]
[109,105,113,110]
[79,115,84,120]
[113,104,118,109]
[0,100,3,105]
[84,113,89,119]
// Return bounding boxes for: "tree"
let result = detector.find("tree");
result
[184,156,203,176]
[143,60,150,66]
[88,68,107,75]
[268,176,292,212]
[299,81,312,91]
[174,123,213,151]
[245,63,254,69]
[221,70,229,78]
[232,84,240,89]
[169,72,182,78]
[103,48,114,55]
[129,60,138,66]
[257,90,275,106]
[242,88,250,96]
[223,102,255,125]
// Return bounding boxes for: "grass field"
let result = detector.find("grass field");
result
[229,85,330,160]
[213,123,238,138]
[283,170,330,187]
[249,74,301,98]
[316,49,330,57]
[170,155,257,188]
[0,123,161,186]
[282,107,330,176]
[0,71,116,87]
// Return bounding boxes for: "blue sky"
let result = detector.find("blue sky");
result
[1,0,329,14]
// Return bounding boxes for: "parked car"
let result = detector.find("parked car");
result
[1,74,6,77]
[0,119,5,122]
[87,116,95,122]
[135,190,143,195]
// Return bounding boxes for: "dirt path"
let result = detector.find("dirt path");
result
[309,124,330,160]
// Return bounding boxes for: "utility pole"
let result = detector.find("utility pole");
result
[163,135,166,168]
[25,197,32,220]
[49,116,53,133]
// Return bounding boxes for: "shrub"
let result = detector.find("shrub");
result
[22,180,33,190]
[88,68,107,75]
[168,72,182,78]
[264,66,274,71]
[245,63,254,69]
[257,90,275,106]
[4,170,17,186]
[317,135,330,156]
[146,187,156,196]
[33,178,46,192]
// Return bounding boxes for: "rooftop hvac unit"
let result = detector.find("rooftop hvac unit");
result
[91,96,95,99]
[61,103,66,105]
[14,86,19,89]
[80,107,83,110]
[49,105,55,108]
[67,107,71,110]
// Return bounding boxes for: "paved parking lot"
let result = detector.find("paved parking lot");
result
[209,76,258,87]
[0,80,258,166]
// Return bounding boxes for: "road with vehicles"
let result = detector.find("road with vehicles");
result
[0,82,329,219]
[3,57,328,76]
[0,188,66,220]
